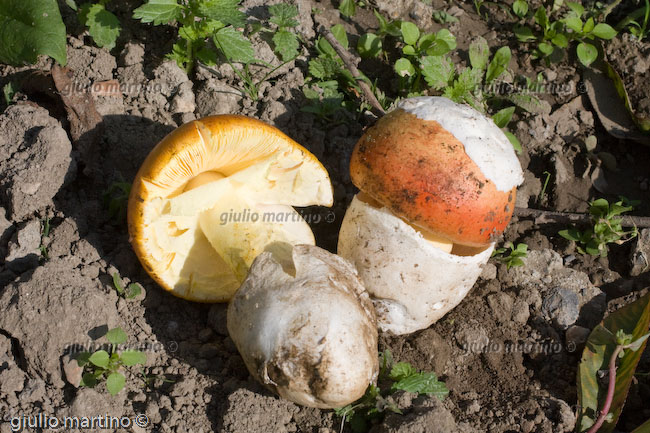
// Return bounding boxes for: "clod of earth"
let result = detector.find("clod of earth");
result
[338,96,524,335]
[127,115,333,302]
[227,243,378,409]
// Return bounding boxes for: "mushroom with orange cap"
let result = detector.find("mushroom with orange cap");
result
[338,96,524,335]
[127,115,333,302]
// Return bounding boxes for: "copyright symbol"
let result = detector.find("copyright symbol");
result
[325,211,335,223]
[567,341,576,352]
[135,414,149,428]
[167,341,178,352]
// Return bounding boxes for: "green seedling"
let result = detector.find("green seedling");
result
[139,368,175,390]
[39,217,50,260]
[538,170,552,204]
[492,242,528,268]
[103,181,131,224]
[303,24,368,119]
[617,0,650,40]
[559,197,639,257]
[69,0,121,50]
[3,82,18,106]
[335,350,448,433]
[266,3,300,62]
[112,272,142,299]
[432,10,459,24]
[77,327,147,396]
[514,2,617,66]
[392,22,457,95]
[133,0,252,74]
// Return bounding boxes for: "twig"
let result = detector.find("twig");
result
[514,207,650,228]
[316,25,386,117]
[586,345,623,433]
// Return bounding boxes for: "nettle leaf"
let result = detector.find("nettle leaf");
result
[106,327,128,345]
[0,0,67,65]
[506,93,551,115]
[420,55,454,90]
[592,23,617,40]
[214,27,255,63]
[79,3,121,50]
[308,58,339,79]
[197,0,246,28]
[133,0,181,25]
[106,372,126,396]
[576,42,598,66]
[89,350,110,368]
[469,36,489,70]
[486,46,511,83]
[272,29,299,61]
[269,3,299,28]
[338,0,356,18]
[577,292,650,433]
[492,106,515,128]
[389,362,418,381]
[400,21,420,46]
[392,372,449,400]
[121,350,147,366]
[357,33,382,58]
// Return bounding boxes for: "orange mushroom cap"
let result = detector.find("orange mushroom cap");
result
[350,97,523,247]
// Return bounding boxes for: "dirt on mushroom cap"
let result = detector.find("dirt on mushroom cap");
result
[350,105,518,246]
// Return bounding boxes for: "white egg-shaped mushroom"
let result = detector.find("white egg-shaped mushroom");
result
[227,243,379,408]
[338,193,494,335]
[338,96,523,335]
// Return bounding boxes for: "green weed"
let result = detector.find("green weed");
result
[112,272,142,300]
[335,350,448,433]
[559,197,639,257]
[77,327,147,396]
[492,242,528,268]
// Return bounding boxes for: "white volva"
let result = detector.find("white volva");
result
[227,244,379,408]
[338,195,494,335]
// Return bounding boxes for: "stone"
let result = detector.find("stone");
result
[207,304,229,336]
[373,395,459,433]
[487,292,514,322]
[566,325,590,353]
[0,258,121,388]
[62,354,83,387]
[512,299,531,324]
[542,288,579,329]
[0,104,73,220]
[5,219,41,273]
[170,81,196,114]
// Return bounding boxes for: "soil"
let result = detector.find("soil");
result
[1,0,650,433]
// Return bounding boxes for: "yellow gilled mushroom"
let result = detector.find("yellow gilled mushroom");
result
[128,115,333,302]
